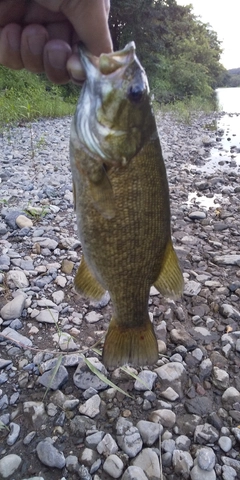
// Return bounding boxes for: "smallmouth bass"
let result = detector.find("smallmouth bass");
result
[70,41,183,368]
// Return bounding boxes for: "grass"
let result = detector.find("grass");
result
[0,66,79,128]
[156,95,218,123]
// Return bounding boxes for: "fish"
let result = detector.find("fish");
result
[70,41,183,369]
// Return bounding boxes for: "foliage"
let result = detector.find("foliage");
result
[222,68,240,88]
[0,66,79,126]
[109,0,227,102]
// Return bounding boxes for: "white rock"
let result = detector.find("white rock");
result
[1,327,32,348]
[103,454,123,478]
[132,448,161,479]
[52,290,65,305]
[190,464,216,480]
[1,292,27,320]
[184,280,201,296]
[0,454,22,478]
[6,270,29,288]
[160,387,179,401]
[212,367,229,389]
[137,420,162,446]
[78,394,101,418]
[149,409,176,428]
[16,214,33,228]
[35,309,59,324]
[97,433,118,456]
[85,311,103,323]
[122,466,148,480]
[218,436,232,453]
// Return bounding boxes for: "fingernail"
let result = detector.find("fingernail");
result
[27,35,47,55]
[47,49,68,70]
[67,55,85,83]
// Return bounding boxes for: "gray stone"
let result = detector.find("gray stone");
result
[149,409,176,428]
[221,457,240,472]
[190,465,216,480]
[134,370,157,391]
[197,447,215,471]
[212,367,229,389]
[121,466,148,480]
[36,308,59,324]
[85,431,105,449]
[6,422,20,445]
[97,433,118,456]
[194,424,219,444]
[132,448,161,479]
[222,387,240,406]
[79,447,98,467]
[175,435,191,450]
[136,420,162,446]
[155,362,187,397]
[184,280,201,296]
[222,465,237,479]
[172,450,194,476]
[73,357,109,391]
[6,270,29,288]
[36,439,66,468]
[79,394,101,418]
[65,455,79,472]
[1,293,26,320]
[218,436,232,452]
[103,454,124,478]
[23,401,47,429]
[220,304,240,320]
[69,415,96,438]
[37,365,68,390]
[0,454,22,478]
[85,311,103,323]
[0,327,32,348]
[116,417,142,458]
[213,255,240,266]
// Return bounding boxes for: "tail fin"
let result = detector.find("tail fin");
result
[102,316,158,369]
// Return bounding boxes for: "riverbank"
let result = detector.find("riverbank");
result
[0,111,240,480]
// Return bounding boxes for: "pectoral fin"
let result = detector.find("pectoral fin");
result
[89,166,115,220]
[74,255,105,300]
[154,240,184,298]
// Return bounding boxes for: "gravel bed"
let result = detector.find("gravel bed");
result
[0,111,240,480]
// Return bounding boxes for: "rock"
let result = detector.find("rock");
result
[132,448,161,479]
[155,362,187,397]
[1,327,32,348]
[84,311,103,323]
[78,394,101,418]
[134,370,157,391]
[149,409,176,428]
[61,259,74,274]
[197,447,215,471]
[73,357,109,391]
[136,420,162,446]
[6,270,29,288]
[189,211,207,220]
[36,439,65,468]
[222,387,240,407]
[79,448,98,467]
[190,464,216,480]
[212,367,229,389]
[16,214,33,228]
[184,280,201,296]
[97,433,118,455]
[219,304,240,320]
[0,454,22,478]
[23,402,47,429]
[53,332,78,351]
[222,465,238,479]
[194,424,219,444]
[103,454,124,478]
[35,309,59,324]
[172,450,194,476]
[0,292,26,320]
[116,417,142,458]
[37,365,68,390]
[218,436,232,452]
[213,255,240,266]
[122,466,148,480]
[6,422,20,445]
[52,290,65,304]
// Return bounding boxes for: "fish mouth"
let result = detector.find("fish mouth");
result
[78,41,136,76]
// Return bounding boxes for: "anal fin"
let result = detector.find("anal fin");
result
[74,255,105,300]
[154,240,184,298]
[102,316,158,368]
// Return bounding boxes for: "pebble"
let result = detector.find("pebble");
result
[116,417,143,457]
[0,454,22,478]
[0,292,26,320]
[103,454,124,478]
[122,466,148,480]
[36,439,66,468]
[132,448,161,479]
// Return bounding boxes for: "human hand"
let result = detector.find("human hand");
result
[0,0,112,84]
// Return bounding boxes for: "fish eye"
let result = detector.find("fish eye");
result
[128,85,144,102]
